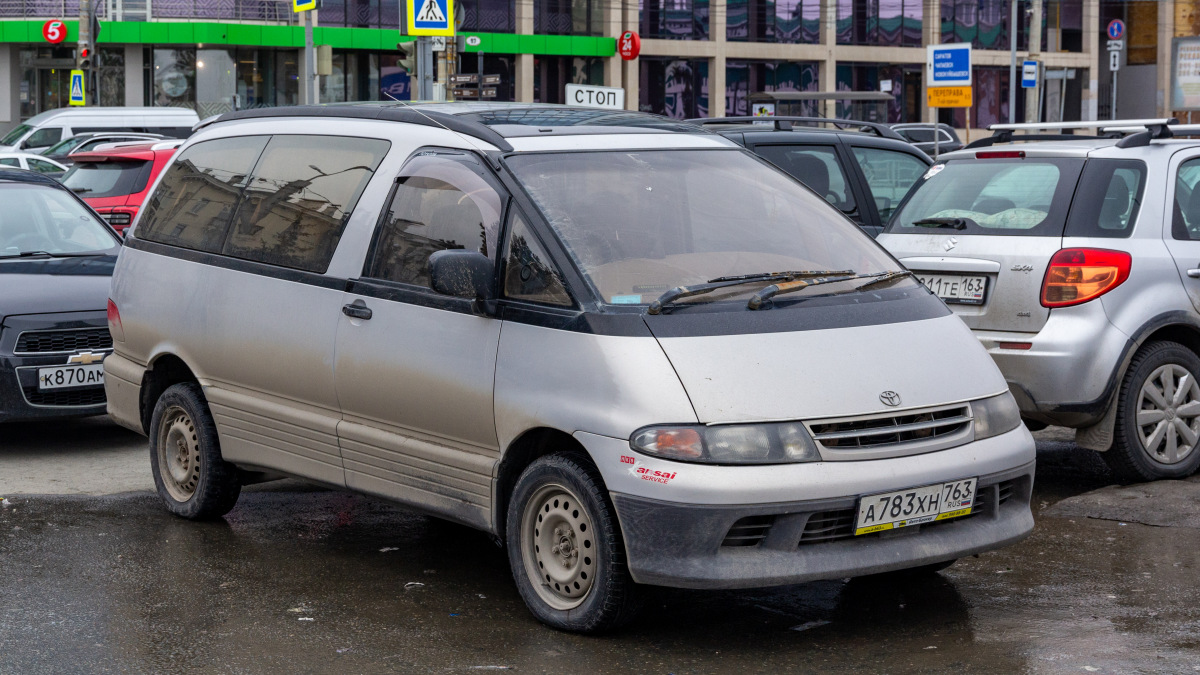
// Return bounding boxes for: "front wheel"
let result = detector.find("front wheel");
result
[149,382,241,519]
[1105,341,1200,482]
[506,453,639,633]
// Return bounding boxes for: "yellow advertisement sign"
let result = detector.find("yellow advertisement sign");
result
[927,86,973,108]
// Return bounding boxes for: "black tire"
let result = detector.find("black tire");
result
[148,382,241,519]
[1105,341,1200,483]
[506,453,640,633]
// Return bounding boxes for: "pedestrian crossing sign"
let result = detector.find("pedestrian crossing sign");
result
[293,0,318,11]
[407,0,454,36]
[69,70,85,106]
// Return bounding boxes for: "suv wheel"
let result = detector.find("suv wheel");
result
[149,382,241,519]
[1106,341,1200,482]
[506,453,639,633]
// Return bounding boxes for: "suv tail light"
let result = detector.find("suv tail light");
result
[1041,248,1132,308]
[107,299,125,342]
[104,207,137,230]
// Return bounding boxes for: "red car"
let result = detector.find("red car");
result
[61,141,180,233]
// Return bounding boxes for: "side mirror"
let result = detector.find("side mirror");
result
[429,250,495,300]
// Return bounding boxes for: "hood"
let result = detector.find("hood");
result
[650,314,1007,424]
[0,256,115,320]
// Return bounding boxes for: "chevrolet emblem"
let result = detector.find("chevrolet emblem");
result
[67,352,106,365]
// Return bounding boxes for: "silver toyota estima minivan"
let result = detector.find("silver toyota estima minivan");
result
[104,103,1035,632]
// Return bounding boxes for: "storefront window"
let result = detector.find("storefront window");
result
[726,60,818,116]
[837,63,923,123]
[197,48,237,117]
[153,48,196,109]
[640,0,710,40]
[640,57,709,118]
[837,0,922,46]
[321,52,381,102]
[99,48,125,107]
[534,56,603,103]
[727,0,819,43]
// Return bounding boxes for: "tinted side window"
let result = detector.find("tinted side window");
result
[1174,158,1200,240]
[850,147,929,223]
[365,153,503,288]
[504,211,571,306]
[137,136,269,252]
[0,158,18,167]
[752,145,856,212]
[24,127,63,149]
[1065,159,1147,239]
[27,158,62,174]
[223,135,389,273]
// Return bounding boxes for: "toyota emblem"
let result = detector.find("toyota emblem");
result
[879,390,901,407]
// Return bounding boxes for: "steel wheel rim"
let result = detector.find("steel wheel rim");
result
[157,405,201,502]
[1135,363,1200,465]
[519,483,597,611]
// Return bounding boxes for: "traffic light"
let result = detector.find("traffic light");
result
[398,41,417,73]
[77,42,92,69]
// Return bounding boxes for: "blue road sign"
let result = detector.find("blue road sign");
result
[68,69,85,106]
[1107,19,1124,40]
[1021,60,1038,89]
[927,43,972,88]
[407,0,454,36]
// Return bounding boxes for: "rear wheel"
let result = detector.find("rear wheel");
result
[1105,341,1200,482]
[149,382,241,519]
[506,453,639,633]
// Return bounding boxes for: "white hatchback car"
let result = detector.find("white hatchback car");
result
[0,152,67,176]
[105,103,1036,632]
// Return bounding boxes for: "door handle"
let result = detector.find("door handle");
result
[1188,269,1200,279]
[342,301,373,320]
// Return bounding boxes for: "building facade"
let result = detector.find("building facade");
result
[0,0,1188,136]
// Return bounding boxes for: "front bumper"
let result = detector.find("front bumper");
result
[577,425,1036,589]
[612,462,1033,589]
[972,302,1131,427]
[0,312,110,423]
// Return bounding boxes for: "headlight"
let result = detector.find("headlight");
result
[973,392,1023,440]
[630,422,820,464]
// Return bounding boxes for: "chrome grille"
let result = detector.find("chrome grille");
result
[807,404,972,454]
[15,329,112,354]
[721,515,774,547]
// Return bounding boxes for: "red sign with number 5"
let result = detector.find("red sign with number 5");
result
[43,19,66,44]
[618,31,640,61]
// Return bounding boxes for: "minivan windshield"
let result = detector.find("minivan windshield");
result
[0,184,120,257]
[506,149,903,308]
[887,157,1085,236]
[0,124,31,146]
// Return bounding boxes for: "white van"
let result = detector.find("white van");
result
[105,103,1036,633]
[0,107,199,154]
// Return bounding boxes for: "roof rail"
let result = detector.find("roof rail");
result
[685,116,906,140]
[966,118,1177,149]
[211,105,515,152]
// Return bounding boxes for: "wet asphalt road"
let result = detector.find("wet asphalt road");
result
[2,422,1200,674]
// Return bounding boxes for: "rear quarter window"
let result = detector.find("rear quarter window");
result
[1064,159,1147,238]
[887,157,1085,237]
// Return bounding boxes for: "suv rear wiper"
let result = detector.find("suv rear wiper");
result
[911,217,968,230]
[647,270,853,315]
[747,271,899,310]
[69,187,92,194]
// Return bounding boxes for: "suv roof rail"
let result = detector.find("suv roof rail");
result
[966,118,1177,149]
[212,105,515,152]
[686,116,906,140]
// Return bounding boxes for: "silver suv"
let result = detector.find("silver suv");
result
[105,103,1034,632]
[880,120,1200,482]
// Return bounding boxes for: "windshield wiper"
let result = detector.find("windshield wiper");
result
[747,271,899,310]
[69,187,92,194]
[911,217,968,230]
[0,250,111,259]
[647,270,854,315]
[851,270,914,292]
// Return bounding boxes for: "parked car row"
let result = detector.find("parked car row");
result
[1,104,1195,633]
